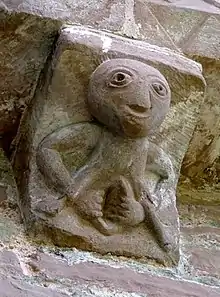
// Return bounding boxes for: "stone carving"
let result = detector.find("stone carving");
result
[13,26,205,266]
[36,59,173,251]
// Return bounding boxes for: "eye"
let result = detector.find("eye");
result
[108,71,133,88]
[152,82,168,97]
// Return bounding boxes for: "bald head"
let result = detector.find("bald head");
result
[87,58,171,138]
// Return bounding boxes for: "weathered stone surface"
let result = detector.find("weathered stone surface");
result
[0,248,68,297]
[0,0,218,289]
[0,250,23,276]
[25,251,220,297]
[12,26,205,266]
[35,57,176,250]
[147,0,220,13]
[144,1,220,58]
[181,224,220,281]
[0,148,17,206]
[0,184,7,204]
[179,57,220,205]
[134,1,219,58]
[132,0,220,205]
[0,205,220,297]
[0,8,59,138]
[190,248,220,278]
[179,203,220,228]
[0,0,124,141]
[203,0,220,10]
[0,276,69,297]
[0,209,22,246]
[0,247,68,296]
[2,0,125,31]
[1,0,218,208]
[1,0,185,139]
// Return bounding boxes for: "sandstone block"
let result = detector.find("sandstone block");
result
[13,26,205,266]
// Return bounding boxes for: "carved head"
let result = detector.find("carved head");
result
[87,58,171,138]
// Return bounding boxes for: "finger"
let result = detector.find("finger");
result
[92,210,103,218]
[106,214,119,221]
[111,179,127,196]
[119,177,134,197]
[95,195,104,204]
[119,195,132,204]
[93,206,103,214]
[93,200,103,208]
[117,210,130,218]
[105,199,118,208]
[106,208,118,215]
[120,202,130,209]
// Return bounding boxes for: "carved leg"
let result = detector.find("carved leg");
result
[140,199,175,252]
[131,178,177,254]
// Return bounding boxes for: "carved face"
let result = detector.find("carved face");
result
[87,58,171,138]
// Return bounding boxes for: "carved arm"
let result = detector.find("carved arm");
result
[146,142,176,205]
[36,122,101,197]
[140,142,178,255]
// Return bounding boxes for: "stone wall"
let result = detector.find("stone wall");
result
[0,0,220,296]
[1,0,220,206]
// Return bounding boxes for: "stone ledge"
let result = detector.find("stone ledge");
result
[0,277,69,297]
[26,251,220,297]
[0,216,220,296]
[0,249,23,276]
[190,248,220,279]
[147,0,220,14]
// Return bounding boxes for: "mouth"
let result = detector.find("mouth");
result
[126,104,149,117]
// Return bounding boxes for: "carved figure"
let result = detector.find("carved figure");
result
[36,59,175,253]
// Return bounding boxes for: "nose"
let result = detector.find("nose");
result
[126,91,152,114]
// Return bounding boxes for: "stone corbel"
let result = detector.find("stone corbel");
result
[12,26,206,266]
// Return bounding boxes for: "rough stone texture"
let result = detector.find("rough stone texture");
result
[0,201,219,296]
[0,248,68,297]
[0,7,60,139]
[190,248,220,278]
[2,0,125,31]
[184,236,220,285]
[0,0,219,294]
[179,57,220,205]
[144,1,220,58]
[147,0,220,13]
[12,26,205,266]
[179,203,220,228]
[0,148,17,206]
[133,0,220,205]
[0,278,69,297]
[0,0,184,143]
[179,205,220,284]
[1,0,219,207]
[35,57,178,254]
[0,249,23,276]
[1,245,219,297]
[25,251,220,297]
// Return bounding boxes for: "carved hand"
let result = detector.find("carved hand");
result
[68,188,104,219]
